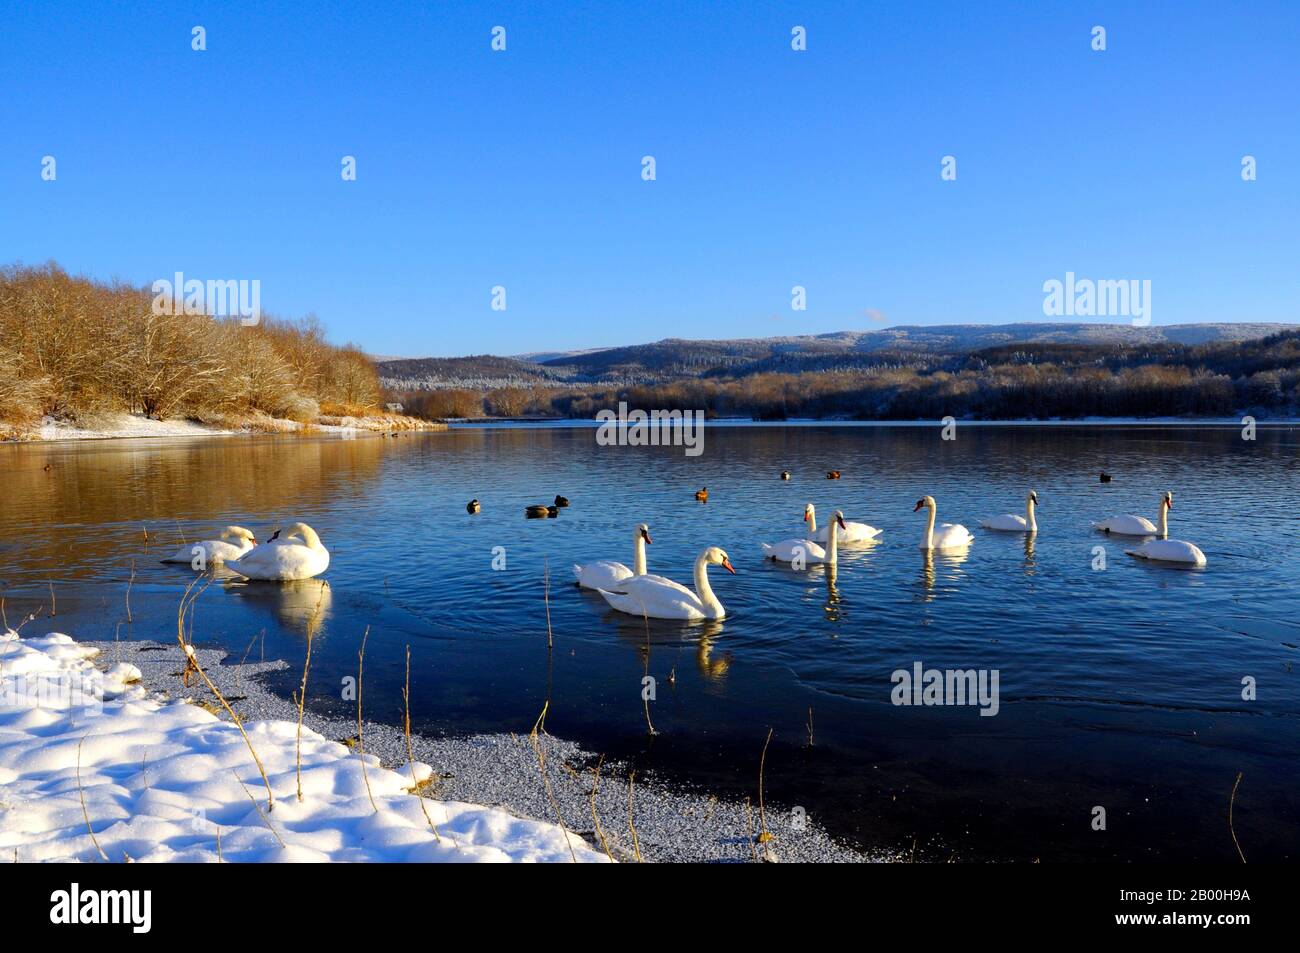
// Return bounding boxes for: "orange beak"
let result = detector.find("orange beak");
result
[722,558,736,574]
[803,510,810,522]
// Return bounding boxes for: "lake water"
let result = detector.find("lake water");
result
[2,423,1297,861]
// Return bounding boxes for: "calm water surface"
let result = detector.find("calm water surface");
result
[2,424,1297,861]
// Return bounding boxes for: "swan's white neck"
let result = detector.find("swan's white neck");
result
[923,502,937,550]
[826,515,839,565]
[1026,496,1037,533]
[288,524,323,550]
[1158,500,1169,539]
[693,553,724,619]
[806,505,816,534]
[633,531,647,576]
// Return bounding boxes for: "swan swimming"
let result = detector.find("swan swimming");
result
[981,490,1039,533]
[1093,492,1166,535]
[914,496,974,550]
[160,526,257,567]
[807,503,882,543]
[574,523,652,590]
[1124,492,1207,566]
[763,510,846,566]
[226,522,330,581]
[596,546,735,621]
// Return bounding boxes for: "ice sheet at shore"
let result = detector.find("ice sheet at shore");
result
[0,630,608,863]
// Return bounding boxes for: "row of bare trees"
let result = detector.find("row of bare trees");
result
[395,358,1300,422]
[0,263,380,427]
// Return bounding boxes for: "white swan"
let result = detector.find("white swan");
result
[596,546,735,621]
[807,503,882,543]
[226,522,330,581]
[1124,492,1207,566]
[574,523,651,590]
[161,526,257,567]
[762,511,846,566]
[1093,491,1167,535]
[914,496,974,550]
[981,490,1038,533]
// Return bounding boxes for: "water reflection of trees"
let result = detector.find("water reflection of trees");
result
[0,437,387,584]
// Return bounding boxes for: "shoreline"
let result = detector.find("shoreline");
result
[6,413,1294,443]
[3,412,447,444]
[76,638,881,863]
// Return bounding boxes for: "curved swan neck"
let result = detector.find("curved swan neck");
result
[1158,499,1168,539]
[693,552,723,618]
[806,505,817,534]
[633,531,647,576]
[1026,496,1037,533]
[827,516,839,564]
[923,502,937,549]
[290,524,323,550]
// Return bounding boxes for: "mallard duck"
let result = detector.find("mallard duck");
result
[780,471,791,480]
[554,495,570,507]
[1099,472,1112,483]
[467,499,481,514]
[826,470,841,480]
[694,487,709,502]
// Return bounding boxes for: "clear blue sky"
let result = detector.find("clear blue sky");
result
[1,0,1296,357]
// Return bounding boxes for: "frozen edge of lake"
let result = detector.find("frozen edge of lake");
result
[7,634,888,863]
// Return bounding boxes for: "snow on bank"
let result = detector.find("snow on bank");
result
[36,414,233,441]
[0,631,607,863]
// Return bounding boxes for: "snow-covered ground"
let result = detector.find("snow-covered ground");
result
[35,414,234,441]
[0,630,607,863]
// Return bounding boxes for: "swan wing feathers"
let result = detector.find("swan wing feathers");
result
[574,560,634,590]
[161,539,247,565]
[813,522,881,543]
[1125,540,1207,566]
[933,523,974,547]
[227,542,330,580]
[1094,515,1157,534]
[981,514,1027,531]
[596,576,705,620]
[760,539,827,562]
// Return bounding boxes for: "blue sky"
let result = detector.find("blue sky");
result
[1,1,1296,356]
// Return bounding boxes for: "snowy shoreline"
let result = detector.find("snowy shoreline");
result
[0,630,605,862]
[3,412,445,443]
[1,633,882,863]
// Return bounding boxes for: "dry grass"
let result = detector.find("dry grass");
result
[527,700,578,863]
[76,736,109,862]
[175,576,275,812]
[355,626,379,814]
[626,771,642,863]
[757,728,774,845]
[588,756,614,861]
[1229,771,1247,863]
[402,645,442,842]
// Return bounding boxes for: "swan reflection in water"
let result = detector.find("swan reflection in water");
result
[917,546,972,603]
[824,564,841,623]
[223,577,334,638]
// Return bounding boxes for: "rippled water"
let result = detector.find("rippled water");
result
[2,423,1297,860]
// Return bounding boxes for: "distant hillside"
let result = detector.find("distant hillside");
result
[380,322,1294,391]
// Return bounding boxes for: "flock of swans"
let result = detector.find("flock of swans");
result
[572,488,1207,622]
[159,490,1203,622]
